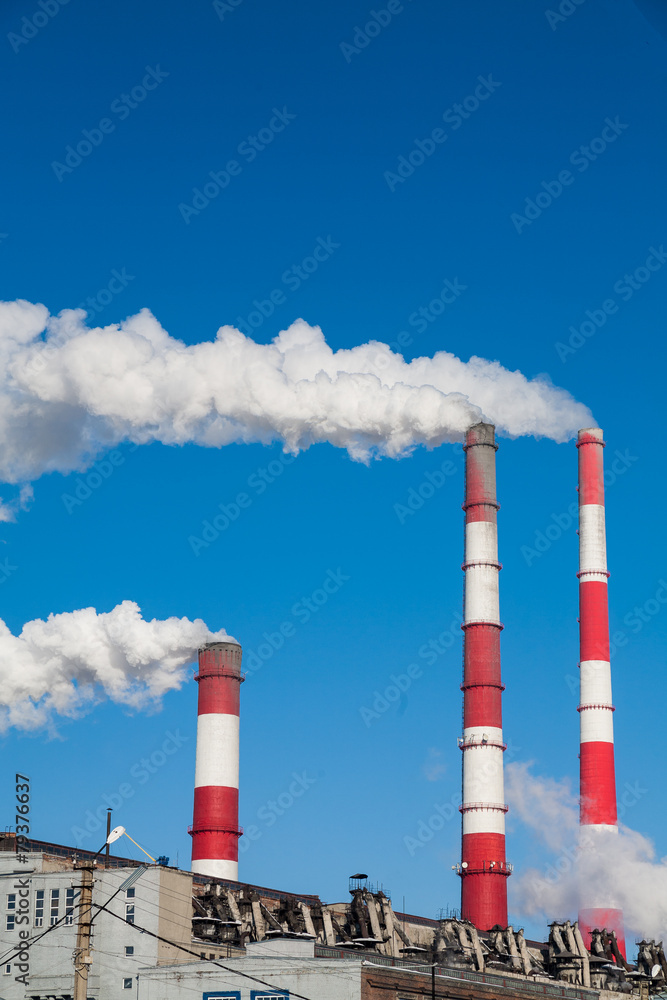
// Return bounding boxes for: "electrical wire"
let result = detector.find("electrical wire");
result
[96,903,322,1000]
[0,903,76,967]
[1,866,362,997]
[91,945,364,1000]
[88,870,314,957]
[84,874,378,986]
[93,891,366,986]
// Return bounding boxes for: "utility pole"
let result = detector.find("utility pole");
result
[73,862,95,1000]
[105,810,112,869]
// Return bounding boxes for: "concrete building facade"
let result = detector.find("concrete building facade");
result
[140,941,362,1000]
[0,847,192,999]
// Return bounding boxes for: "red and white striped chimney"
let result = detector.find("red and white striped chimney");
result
[577,428,625,954]
[190,640,243,880]
[459,422,510,930]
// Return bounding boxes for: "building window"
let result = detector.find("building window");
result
[203,994,241,1000]
[123,978,133,989]
[35,889,44,927]
[5,893,16,931]
[126,887,135,898]
[3,963,11,974]
[65,887,76,926]
[50,888,60,925]
[125,946,134,956]
[125,903,135,925]
[250,994,289,1000]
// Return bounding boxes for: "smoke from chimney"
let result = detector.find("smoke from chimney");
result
[0,301,593,485]
[506,762,667,946]
[0,600,233,732]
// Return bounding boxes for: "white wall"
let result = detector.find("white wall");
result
[139,956,364,1000]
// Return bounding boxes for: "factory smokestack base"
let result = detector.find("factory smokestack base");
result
[190,640,243,879]
[577,428,624,955]
[459,422,510,930]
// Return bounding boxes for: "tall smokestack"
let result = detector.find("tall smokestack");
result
[577,428,625,954]
[190,640,243,879]
[459,422,510,929]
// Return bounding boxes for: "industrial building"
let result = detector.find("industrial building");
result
[3,834,664,999]
[1,425,662,999]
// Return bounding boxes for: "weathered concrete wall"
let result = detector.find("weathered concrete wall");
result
[157,866,194,964]
[140,955,364,1000]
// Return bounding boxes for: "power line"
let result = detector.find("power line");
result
[1,868,361,998]
[92,946,364,999]
[0,903,75,967]
[97,904,321,1000]
[94,887,365,984]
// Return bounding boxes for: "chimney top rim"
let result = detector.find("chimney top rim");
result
[199,640,242,652]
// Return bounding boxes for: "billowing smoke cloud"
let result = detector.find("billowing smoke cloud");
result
[0,301,593,483]
[0,600,233,733]
[506,762,667,945]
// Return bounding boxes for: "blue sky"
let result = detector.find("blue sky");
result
[1,0,666,940]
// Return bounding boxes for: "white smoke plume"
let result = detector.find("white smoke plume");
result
[0,600,234,734]
[506,762,667,945]
[0,301,593,483]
